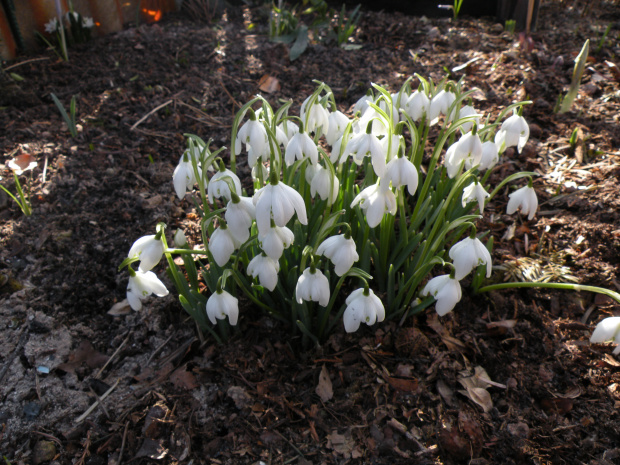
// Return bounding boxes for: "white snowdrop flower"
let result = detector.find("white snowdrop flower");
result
[127,269,169,311]
[209,225,239,267]
[247,143,271,168]
[253,178,307,234]
[343,288,385,333]
[310,165,339,204]
[475,141,499,171]
[251,162,269,183]
[383,155,419,195]
[455,105,480,133]
[247,253,280,292]
[351,183,397,228]
[295,267,330,307]
[300,96,330,135]
[236,116,268,156]
[462,181,490,213]
[128,235,164,272]
[326,110,350,146]
[207,167,242,203]
[258,224,294,260]
[495,112,529,153]
[449,236,492,280]
[225,194,256,244]
[330,131,352,164]
[357,106,389,137]
[590,317,620,355]
[421,274,462,316]
[506,184,538,220]
[82,17,94,28]
[173,229,187,247]
[277,120,300,147]
[284,131,318,166]
[172,157,196,200]
[383,133,403,162]
[445,131,483,178]
[317,234,359,276]
[353,92,373,115]
[206,289,239,325]
[346,131,387,177]
[429,89,456,123]
[404,90,430,122]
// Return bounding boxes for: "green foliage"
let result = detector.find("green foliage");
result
[558,39,589,114]
[50,93,78,138]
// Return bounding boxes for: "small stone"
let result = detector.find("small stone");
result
[33,440,56,465]
[23,401,42,420]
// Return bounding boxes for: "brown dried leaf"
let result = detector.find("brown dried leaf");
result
[459,387,493,413]
[57,340,109,374]
[258,74,281,93]
[316,365,333,402]
[386,376,418,392]
[486,319,517,336]
[170,365,198,390]
[540,397,573,415]
[108,299,132,315]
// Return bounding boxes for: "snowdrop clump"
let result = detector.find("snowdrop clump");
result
[120,75,589,344]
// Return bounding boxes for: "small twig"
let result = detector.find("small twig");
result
[274,430,306,460]
[31,430,63,446]
[75,378,120,423]
[95,333,131,379]
[146,332,174,365]
[88,386,110,419]
[130,99,173,131]
[118,421,130,465]
[42,154,49,183]
[3,57,50,72]
[219,80,242,110]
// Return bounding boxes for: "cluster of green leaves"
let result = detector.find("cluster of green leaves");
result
[269,0,361,60]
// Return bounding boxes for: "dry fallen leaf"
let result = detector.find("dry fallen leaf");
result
[316,364,333,402]
[258,74,280,93]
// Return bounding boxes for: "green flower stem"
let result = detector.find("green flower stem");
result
[477,281,620,304]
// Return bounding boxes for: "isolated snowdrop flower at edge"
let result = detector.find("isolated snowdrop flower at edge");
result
[590,317,620,355]
[422,274,462,316]
[128,234,164,272]
[172,155,196,200]
[316,234,359,276]
[343,288,385,333]
[449,236,492,281]
[506,181,538,220]
[295,267,330,307]
[206,289,239,325]
[127,269,169,311]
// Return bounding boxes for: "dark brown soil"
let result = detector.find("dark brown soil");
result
[2,1,620,464]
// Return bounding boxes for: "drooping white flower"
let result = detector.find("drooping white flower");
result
[506,185,538,220]
[225,194,256,244]
[207,168,242,203]
[330,131,352,164]
[351,183,397,228]
[209,225,239,267]
[247,253,280,291]
[300,96,330,135]
[172,157,196,200]
[429,89,456,123]
[343,288,385,333]
[449,236,492,280]
[276,120,300,147]
[353,92,373,115]
[127,269,169,311]
[590,317,620,355]
[475,141,499,171]
[128,235,165,272]
[253,179,308,234]
[258,224,294,260]
[316,234,359,276]
[284,131,318,166]
[173,229,187,247]
[445,131,483,178]
[326,111,350,146]
[495,112,529,153]
[295,267,330,307]
[462,181,490,213]
[454,105,480,132]
[346,131,387,177]
[403,90,430,122]
[206,289,239,325]
[251,162,269,183]
[236,116,268,156]
[310,165,339,204]
[383,134,403,162]
[82,17,94,28]
[422,274,462,316]
[383,155,419,195]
